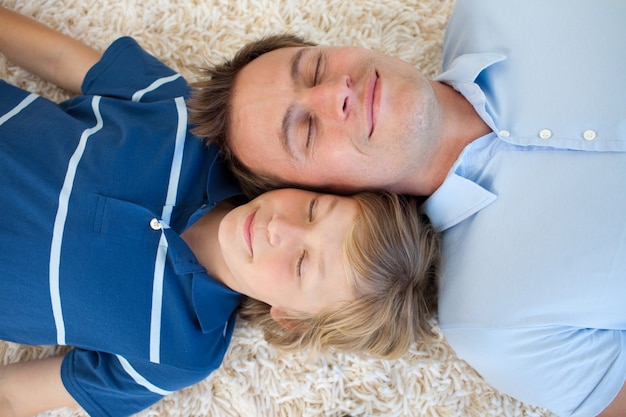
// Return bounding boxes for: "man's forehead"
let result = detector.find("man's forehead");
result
[252,45,306,67]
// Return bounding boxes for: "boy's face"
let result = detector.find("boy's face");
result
[218,189,357,315]
[229,45,440,193]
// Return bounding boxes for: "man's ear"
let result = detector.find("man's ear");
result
[269,306,296,330]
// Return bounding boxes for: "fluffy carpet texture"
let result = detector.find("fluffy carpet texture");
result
[1,0,556,416]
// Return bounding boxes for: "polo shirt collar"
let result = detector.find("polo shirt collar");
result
[192,146,243,332]
[192,272,242,333]
[164,229,242,334]
[206,146,243,204]
[185,146,243,229]
[163,221,242,337]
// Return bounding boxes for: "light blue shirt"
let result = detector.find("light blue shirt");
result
[423,1,626,416]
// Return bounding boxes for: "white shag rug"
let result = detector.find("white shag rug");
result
[1,1,556,416]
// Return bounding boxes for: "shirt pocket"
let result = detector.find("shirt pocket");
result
[93,194,165,243]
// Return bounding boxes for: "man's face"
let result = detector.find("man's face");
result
[229,45,441,193]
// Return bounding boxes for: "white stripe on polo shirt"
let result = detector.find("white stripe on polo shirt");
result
[161,97,187,222]
[116,355,173,396]
[50,96,104,345]
[149,95,188,364]
[131,74,182,102]
[0,93,38,126]
[150,232,169,364]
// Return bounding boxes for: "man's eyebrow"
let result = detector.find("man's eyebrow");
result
[290,47,306,84]
[280,48,308,160]
[281,104,298,160]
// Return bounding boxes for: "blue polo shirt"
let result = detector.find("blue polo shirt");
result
[0,37,243,416]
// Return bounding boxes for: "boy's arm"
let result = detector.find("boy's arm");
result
[0,6,101,94]
[0,355,78,417]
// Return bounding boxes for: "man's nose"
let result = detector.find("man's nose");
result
[304,75,352,121]
[267,214,304,247]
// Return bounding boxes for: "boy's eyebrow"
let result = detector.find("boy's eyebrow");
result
[280,48,308,160]
[319,197,339,281]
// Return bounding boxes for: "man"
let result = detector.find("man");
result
[188,1,626,416]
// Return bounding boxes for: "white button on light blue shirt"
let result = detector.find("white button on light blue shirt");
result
[423,1,626,416]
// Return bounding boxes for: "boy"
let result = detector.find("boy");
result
[0,7,440,416]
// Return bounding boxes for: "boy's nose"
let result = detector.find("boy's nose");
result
[267,214,303,247]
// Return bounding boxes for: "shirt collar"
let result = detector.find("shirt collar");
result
[205,144,243,204]
[435,52,506,134]
[190,145,243,332]
[164,228,242,333]
[185,145,243,228]
[422,53,505,232]
[436,52,506,85]
[163,207,242,334]
[192,272,242,333]
[422,172,496,232]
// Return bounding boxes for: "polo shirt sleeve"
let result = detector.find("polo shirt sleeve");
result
[61,348,211,417]
[81,37,189,101]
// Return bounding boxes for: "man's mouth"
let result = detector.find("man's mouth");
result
[366,71,379,138]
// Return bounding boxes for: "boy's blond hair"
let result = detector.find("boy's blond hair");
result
[238,192,440,359]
